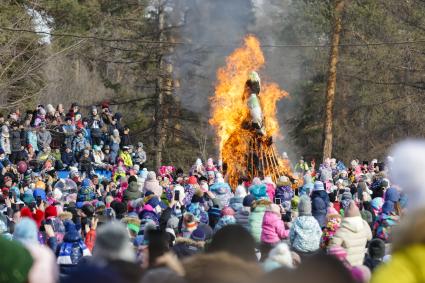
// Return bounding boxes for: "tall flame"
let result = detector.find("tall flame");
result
[210,35,289,183]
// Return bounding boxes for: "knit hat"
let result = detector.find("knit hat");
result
[368,238,386,259]
[249,184,268,200]
[13,218,38,244]
[313,181,325,191]
[190,228,206,242]
[45,205,58,218]
[243,194,256,207]
[235,185,247,198]
[222,207,235,216]
[188,176,198,185]
[93,221,136,262]
[345,201,361,217]
[298,195,312,216]
[328,246,348,261]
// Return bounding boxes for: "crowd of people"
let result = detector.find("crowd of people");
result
[0,103,424,283]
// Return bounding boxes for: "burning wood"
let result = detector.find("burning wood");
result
[210,35,292,187]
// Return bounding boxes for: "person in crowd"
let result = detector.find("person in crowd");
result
[330,201,372,266]
[289,195,322,256]
[260,203,289,259]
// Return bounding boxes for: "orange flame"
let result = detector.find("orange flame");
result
[210,35,289,184]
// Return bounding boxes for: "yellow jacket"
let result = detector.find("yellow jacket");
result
[119,151,133,167]
[372,244,425,283]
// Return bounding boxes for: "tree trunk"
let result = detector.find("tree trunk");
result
[153,1,173,170]
[323,0,345,162]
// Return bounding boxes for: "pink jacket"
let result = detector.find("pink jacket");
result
[261,211,289,244]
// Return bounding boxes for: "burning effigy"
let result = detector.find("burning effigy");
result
[210,35,292,188]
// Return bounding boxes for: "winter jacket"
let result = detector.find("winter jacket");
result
[62,125,75,148]
[61,152,76,167]
[214,215,236,233]
[10,129,22,152]
[72,136,89,154]
[289,216,322,253]
[37,130,52,149]
[229,197,243,212]
[56,225,91,276]
[210,182,233,208]
[172,237,204,259]
[275,184,294,211]
[249,205,267,243]
[186,202,209,225]
[1,135,11,154]
[364,255,382,272]
[119,151,133,168]
[27,131,38,151]
[371,244,425,283]
[329,216,372,266]
[261,211,289,244]
[123,181,142,201]
[311,190,330,208]
[312,197,327,228]
[235,209,250,231]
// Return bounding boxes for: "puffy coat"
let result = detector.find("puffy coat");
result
[10,130,22,152]
[123,181,142,201]
[210,182,233,208]
[261,211,289,244]
[311,190,330,208]
[235,209,250,231]
[329,216,372,266]
[289,216,322,253]
[249,205,267,243]
[312,197,327,228]
[371,244,425,283]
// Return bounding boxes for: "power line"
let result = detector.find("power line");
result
[2,26,425,48]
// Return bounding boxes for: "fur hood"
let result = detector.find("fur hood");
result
[174,237,205,248]
[59,211,73,221]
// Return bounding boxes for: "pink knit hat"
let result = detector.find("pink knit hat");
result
[222,206,235,216]
[328,246,347,262]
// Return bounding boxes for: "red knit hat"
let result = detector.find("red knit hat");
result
[188,176,198,185]
[20,207,33,218]
[45,205,58,218]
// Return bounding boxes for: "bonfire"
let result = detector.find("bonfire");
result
[210,35,292,188]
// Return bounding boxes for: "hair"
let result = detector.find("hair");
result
[183,252,261,283]
[206,224,257,262]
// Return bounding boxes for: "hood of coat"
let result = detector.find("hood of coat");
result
[340,216,366,233]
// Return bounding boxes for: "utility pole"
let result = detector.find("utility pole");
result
[323,0,345,161]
